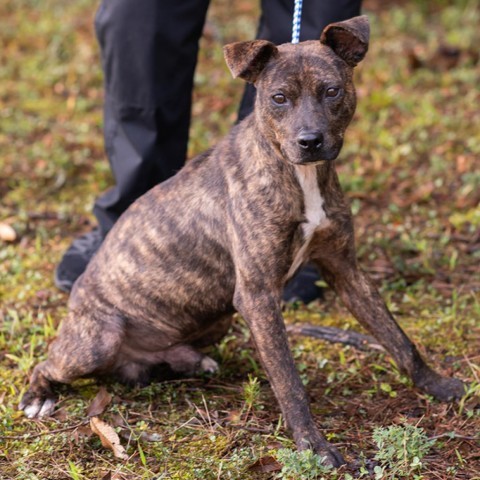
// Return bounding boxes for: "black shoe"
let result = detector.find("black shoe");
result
[54,228,104,292]
[282,264,324,304]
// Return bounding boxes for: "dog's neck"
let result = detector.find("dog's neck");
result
[286,163,332,281]
[293,164,329,238]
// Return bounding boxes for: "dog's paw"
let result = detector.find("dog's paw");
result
[297,436,346,468]
[317,445,345,468]
[417,373,466,402]
[199,356,219,374]
[19,393,56,419]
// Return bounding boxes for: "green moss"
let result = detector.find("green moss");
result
[1,1,479,478]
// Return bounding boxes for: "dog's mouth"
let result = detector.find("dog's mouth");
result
[299,159,327,166]
[299,149,337,164]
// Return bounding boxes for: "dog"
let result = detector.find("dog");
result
[20,16,465,466]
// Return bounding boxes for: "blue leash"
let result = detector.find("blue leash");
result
[291,0,303,44]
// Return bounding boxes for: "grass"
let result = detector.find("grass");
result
[1,0,479,478]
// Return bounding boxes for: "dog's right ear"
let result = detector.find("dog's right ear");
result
[223,40,278,83]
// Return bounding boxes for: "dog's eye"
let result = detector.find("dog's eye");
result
[272,93,287,105]
[325,87,340,98]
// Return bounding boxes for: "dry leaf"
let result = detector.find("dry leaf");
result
[248,455,282,473]
[101,472,125,480]
[0,223,16,242]
[87,386,112,417]
[90,416,128,460]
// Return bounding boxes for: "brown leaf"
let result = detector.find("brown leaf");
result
[0,222,17,242]
[72,425,93,443]
[110,412,126,428]
[223,409,242,423]
[90,417,128,460]
[101,473,125,480]
[456,155,470,174]
[87,386,112,417]
[248,455,282,473]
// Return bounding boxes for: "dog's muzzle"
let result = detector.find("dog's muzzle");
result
[297,131,323,153]
[296,131,341,164]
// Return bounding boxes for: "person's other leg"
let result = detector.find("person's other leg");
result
[238,0,362,303]
[55,0,210,292]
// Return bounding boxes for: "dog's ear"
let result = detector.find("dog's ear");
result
[223,40,278,83]
[320,15,369,67]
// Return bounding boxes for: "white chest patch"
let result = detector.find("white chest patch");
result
[287,164,329,279]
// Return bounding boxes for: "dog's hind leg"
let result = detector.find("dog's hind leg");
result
[116,343,219,386]
[148,316,233,379]
[161,344,219,376]
[20,311,124,418]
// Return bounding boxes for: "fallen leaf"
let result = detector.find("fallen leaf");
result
[90,417,128,460]
[72,425,93,443]
[248,455,282,473]
[0,222,16,242]
[53,408,68,422]
[87,386,112,417]
[223,409,242,423]
[101,472,125,480]
[110,413,126,428]
[77,425,94,437]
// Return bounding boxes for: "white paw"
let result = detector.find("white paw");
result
[22,398,56,419]
[200,356,219,374]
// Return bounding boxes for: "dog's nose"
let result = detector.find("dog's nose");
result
[297,132,323,152]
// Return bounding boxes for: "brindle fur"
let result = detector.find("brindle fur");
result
[21,16,465,466]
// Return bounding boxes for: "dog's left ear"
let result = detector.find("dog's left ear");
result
[320,15,369,67]
[223,40,278,83]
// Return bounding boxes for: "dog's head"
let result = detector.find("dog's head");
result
[224,15,369,165]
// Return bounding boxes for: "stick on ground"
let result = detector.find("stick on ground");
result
[287,324,385,352]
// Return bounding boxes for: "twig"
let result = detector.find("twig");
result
[287,324,385,352]
[228,424,273,434]
[429,432,480,442]
[0,420,89,441]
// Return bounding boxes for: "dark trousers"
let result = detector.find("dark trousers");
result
[93,0,362,235]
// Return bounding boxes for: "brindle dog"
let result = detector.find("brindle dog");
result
[21,16,465,466]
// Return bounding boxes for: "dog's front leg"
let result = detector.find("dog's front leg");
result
[233,284,345,467]
[314,250,466,401]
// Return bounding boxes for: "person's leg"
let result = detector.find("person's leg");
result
[238,0,362,303]
[55,0,210,292]
[93,0,210,234]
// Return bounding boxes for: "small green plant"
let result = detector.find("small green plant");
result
[372,423,435,478]
[457,381,480,416]
[243,374,261,413]
[275,448,335,480]
[67,460,83,480]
